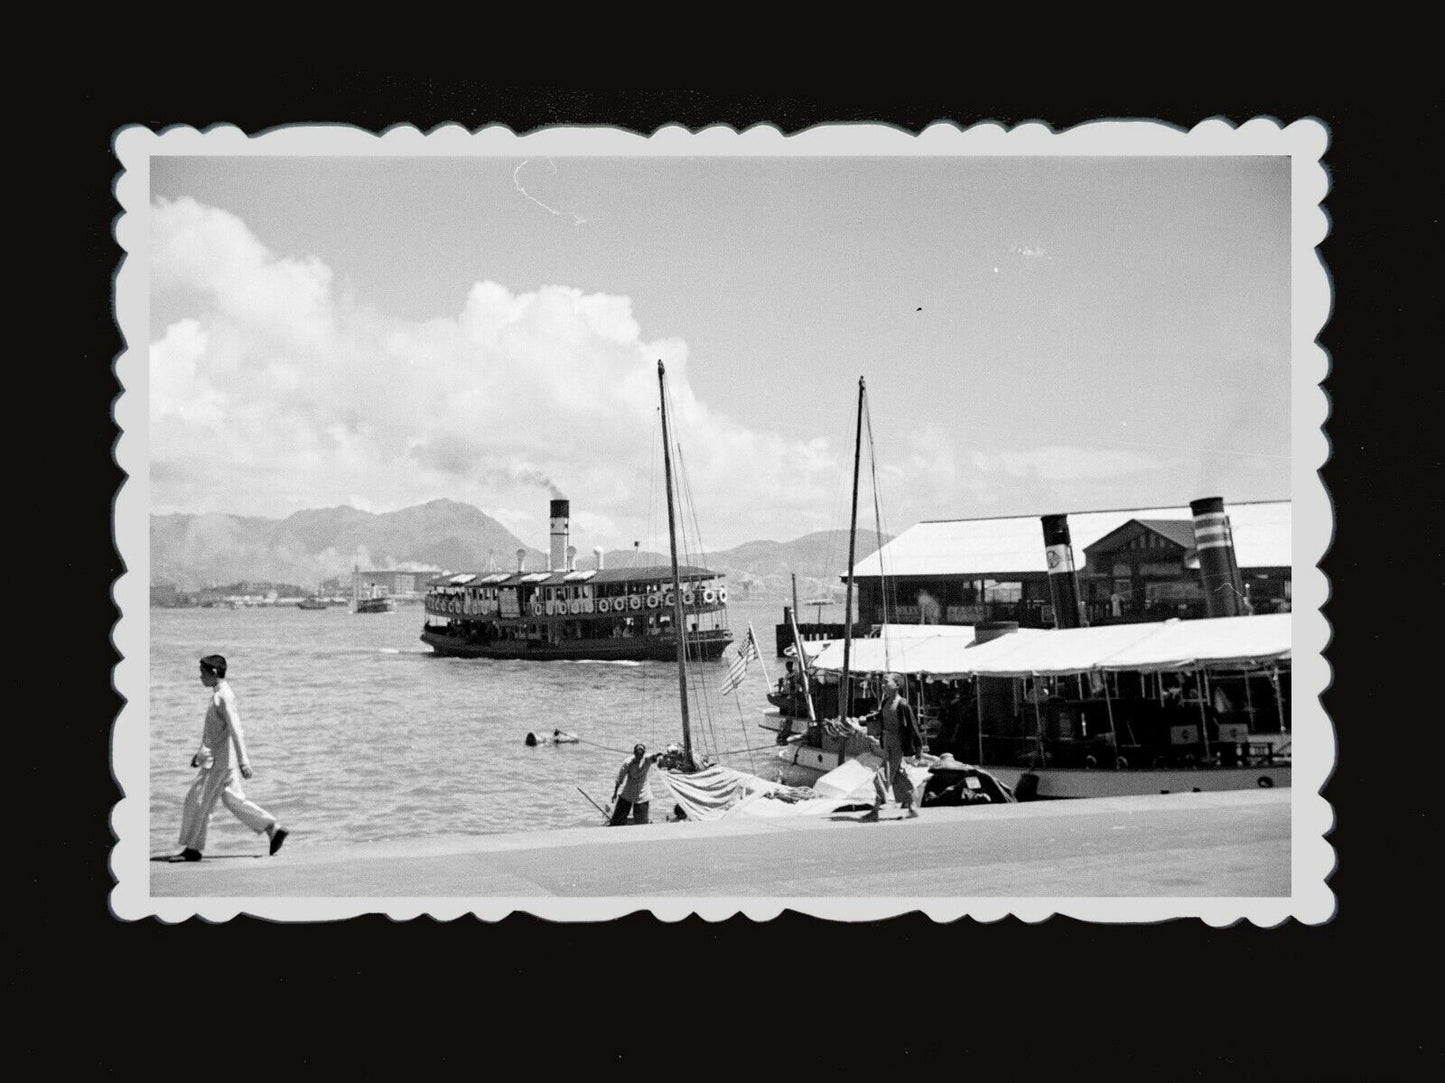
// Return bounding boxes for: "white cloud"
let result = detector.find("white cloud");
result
[148,197,862,549]
[969,446,1161,481]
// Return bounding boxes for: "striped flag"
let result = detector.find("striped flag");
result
[720,627,760,696]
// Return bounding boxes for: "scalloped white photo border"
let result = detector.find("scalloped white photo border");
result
[110,118,1332,924]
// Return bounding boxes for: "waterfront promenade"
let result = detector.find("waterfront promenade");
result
[150,788,1290,898]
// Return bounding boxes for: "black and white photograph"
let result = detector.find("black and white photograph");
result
[110,120,1331,922]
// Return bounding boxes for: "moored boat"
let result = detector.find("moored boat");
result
[769,616,1293,799]
[296,597,329,610]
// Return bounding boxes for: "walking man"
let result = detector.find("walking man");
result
[864,674,920,819]
[610,743,662,826]
[174,654,289,861]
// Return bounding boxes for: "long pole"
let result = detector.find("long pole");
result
[840,376,865,722]
[1196,668,1212,761]
[658,361,692,767]
[1101,670,1119,762]
[975,678,984,765]
[789,574,818,732]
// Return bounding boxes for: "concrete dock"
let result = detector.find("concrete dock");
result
[150,788,1290,898]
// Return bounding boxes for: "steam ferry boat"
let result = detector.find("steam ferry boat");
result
[420,500,732,661]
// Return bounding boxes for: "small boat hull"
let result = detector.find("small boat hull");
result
[421,628,731,662]
[984,763,1290,799]
[768,741,1290,798]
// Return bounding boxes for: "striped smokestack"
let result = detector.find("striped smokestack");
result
[1041,514,1087,629]
[592,546,604,571]
[1190,496,1245,617]
[515,548,527,572]
[549,499,570,572]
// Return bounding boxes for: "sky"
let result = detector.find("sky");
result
[148,152,1291,554]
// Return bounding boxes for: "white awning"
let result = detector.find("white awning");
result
[1096,613,1292,672]
[808,615,1291,677]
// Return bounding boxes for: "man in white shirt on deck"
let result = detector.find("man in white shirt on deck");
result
[173,654,289,862]
[610,743,663,825]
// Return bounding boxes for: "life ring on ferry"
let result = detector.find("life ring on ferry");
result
[597,598,611,613]
[702,588,716,604]
[717,586,728,604]
[569,600,580,614]
[646,593,659,609]
[531,600,542,616]
[683,590,695,606]
[629,595,642,611]
[664,592,675,607]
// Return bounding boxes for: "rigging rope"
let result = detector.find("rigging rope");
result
[862,387,895,671]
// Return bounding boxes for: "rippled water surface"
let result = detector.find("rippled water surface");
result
[148,601,789,854]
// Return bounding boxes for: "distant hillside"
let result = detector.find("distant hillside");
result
[151,501,889,600]
[151,500,542,591]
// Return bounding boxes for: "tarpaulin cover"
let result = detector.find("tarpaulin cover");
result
[658,765,776,821]
[660,764,875,822]
[1096,613,1292,671]
[869,623,978,641]
[806,615,1291,678]
[807,635,953,675]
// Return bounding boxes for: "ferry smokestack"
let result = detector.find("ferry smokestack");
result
[566,545,577,572]
[515,548,527,573]
[592,546,604,571]
[549,499,570,572]
[1041,514,1086,629]
[1190,496,1245,617]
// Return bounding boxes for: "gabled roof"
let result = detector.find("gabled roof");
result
[851,499,1291,579]
[1087,518,1199,554]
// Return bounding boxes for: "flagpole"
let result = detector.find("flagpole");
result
[750,622,773,690]
[720,625,759,697]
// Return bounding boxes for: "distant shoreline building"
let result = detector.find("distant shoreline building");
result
[850,497,1290,629]
[348,568,435,603]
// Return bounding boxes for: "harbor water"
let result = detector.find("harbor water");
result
[146,600,793,855]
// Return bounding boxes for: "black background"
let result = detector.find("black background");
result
[28,77,1434,1076]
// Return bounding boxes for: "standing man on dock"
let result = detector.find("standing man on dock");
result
[865,674,920,819]
[173,654,289,861]
[610,743,662,826]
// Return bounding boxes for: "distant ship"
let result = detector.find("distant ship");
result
[421,499,731,661]
[351,568,395,614]
[296,597,329,610]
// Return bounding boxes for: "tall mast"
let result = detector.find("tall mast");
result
[658,360,692,765]
[789,573,817,727]
[839,376,865,721]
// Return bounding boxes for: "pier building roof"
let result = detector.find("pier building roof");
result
[851,499,1291,579]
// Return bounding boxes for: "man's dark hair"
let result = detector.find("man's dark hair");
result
[200,654,228,678]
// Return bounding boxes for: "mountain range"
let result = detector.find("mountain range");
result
[150,499,889,602]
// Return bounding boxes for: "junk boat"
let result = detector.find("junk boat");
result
[421,498,732,661]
